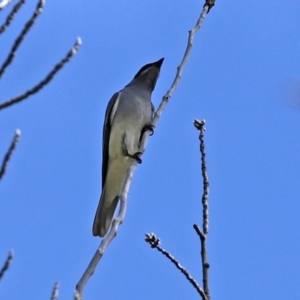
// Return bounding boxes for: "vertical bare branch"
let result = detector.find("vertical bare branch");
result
[193,119,210,299]
[0,0,26,35]
[0,0,45,80]
[50,282,59,300]
[0,37,82,110]
[0,250,13,280]
[145,233,207,300]
[0,129,21,180]
[194,120,209,234]
[0,0,12,10]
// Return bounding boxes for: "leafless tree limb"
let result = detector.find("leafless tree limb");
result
[0,0,44,80]
[194,119,209,234]
[76,1,215,297]
[150,3,211,130]
[0,129,21,180]
[0,37,82,110]
[0,250,13,280]
[76,193,128,298]
[145,233,207,300]
[0,0,25,35]
[50,282,59,300]
[193,119,210,299]
[0,0,12,10]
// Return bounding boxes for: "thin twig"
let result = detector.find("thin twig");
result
[193,119,210,299]
[0,0,26,35]
[0,0,45,80]
[145,233,208,300]
[0,37,82,110]
[50,282,59,300]
[194,119,209,235]
[0,250,13,280]
[0,0,12,10]
[136,4,212,158]
[151,4,210,128]
[0,129,21,180]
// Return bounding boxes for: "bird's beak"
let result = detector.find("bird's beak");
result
[154,58,164,68]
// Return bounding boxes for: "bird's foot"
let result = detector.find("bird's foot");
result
[123,149,142,164]
[121,133,143,163]
[142,124,155,136]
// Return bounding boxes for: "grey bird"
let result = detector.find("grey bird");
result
[93,58,164,237]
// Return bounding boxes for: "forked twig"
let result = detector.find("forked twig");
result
[0,37,82,110]
[0,250,13,280]
[145,233,207,300]
[0,130,21,180]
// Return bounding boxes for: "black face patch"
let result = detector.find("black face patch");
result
[133,58,164,79]
[133,63,154,79]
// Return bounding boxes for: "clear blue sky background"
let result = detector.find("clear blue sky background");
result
[1,1,300,299]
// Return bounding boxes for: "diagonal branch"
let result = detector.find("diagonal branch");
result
[75,2,215,298]
[0,37,82,110]
[0,0,44,80]
[145,233,207,300]
[50,282,59,300]
[0,129,21,180]
[151,4,211,130]
[193,119,210,299]
[0,250,13,280]
[0,0,12,10]
[0,0,26,35]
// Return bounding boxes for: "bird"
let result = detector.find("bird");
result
[93,58,164,237]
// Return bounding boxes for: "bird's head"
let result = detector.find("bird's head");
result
[131,58,164,91]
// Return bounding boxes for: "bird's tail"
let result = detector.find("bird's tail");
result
[92,186,119,237]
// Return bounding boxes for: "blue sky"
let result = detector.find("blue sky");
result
[1,1,300,299]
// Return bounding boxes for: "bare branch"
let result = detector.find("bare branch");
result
[0,129,21,180]
[0,250,13,280]
[0,0,25,35]
[75,192,128,298]
[0,0,12,10]
[193,119,210,299]
[0,0,45,80]
[50,282,59,300]
[0,37,82,110]
[145,233,207,300]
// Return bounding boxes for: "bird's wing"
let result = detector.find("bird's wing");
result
[102,91,121,188]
